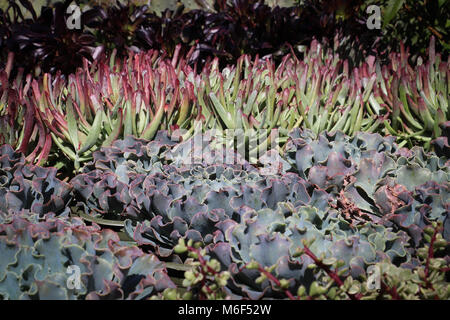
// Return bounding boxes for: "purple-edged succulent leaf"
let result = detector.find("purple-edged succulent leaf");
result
[0,144,72,218]
[0,211,174,300]
[208,201,410,299]
[284,129,449,245]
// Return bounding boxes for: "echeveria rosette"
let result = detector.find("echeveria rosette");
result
[0,211,174,300]
[123,169,313,257]
[72,156,268,222]
[71,133,179,220]
[283,129,449,244]
[0,144,72,217]
[73,134,323,257]
[283,129,398,189]
[83,132,178,175]
[208,201,410,300]
[344,146,449,244]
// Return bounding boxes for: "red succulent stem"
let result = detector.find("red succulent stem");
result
[379,279,400,300]
[302,245,343,286]
[255,265,298,300]
[302,244,362,300]
[422,225,443,300]
[237,262,299,300]
[186,245,220,299]
[424,228,439,287]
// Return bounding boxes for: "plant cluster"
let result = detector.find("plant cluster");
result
[296,0,449,66]
[2,0,420,78]
[0,0,448,301]
[0,0,311,76]
[0,210,174,299]
[1,37,448,172]
[45,128,449,299]
[373,0,449,63]
[0,125,448,299]
[162,221,449,300]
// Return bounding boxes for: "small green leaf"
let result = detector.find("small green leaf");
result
[103,108,123,147]
[246,261,260,270]
[297,285,306,297]
[279,279,290,290]
[322,257,337,266]
[383,0,405,27]
[348,283,361,295]
[163,288,178,300]
[255,274,267,284]
[309,281,326,296]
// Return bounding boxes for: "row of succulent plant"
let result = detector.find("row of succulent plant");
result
[0,210,174,299]
[163,220,449,300]
[66,129,448,298]
[69,132,308,256]
[3,0,447,79]
[1,36,448,172]
[0,0,328,76]
[283,128,449,243]
[0,125,448,299]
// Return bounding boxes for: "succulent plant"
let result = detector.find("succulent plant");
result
[296,222,450,300]
[195,39,385,147]
[283,128,398,188]
[0,0,325,76]
[3,0,102,76]
[206,201,411,299]
[25,47,199,169]
[0,65,51,165]
[379,37,449,150]
[0,211,175,299]
[372,0,449,64]
[123,169,318,257]
[283,128,450,244]
[156,238,232,300]
[149,220,449,300]
[71,133,321,256]
[0,144,72,217]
